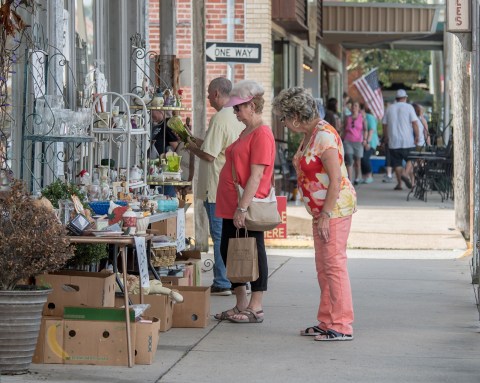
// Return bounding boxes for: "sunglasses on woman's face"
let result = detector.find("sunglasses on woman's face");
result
[233,102,250,112]
[280,116,286,122]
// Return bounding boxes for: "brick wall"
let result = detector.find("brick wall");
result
[244,0,272,126]
[147,1,273,127]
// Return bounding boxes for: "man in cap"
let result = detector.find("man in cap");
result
[382,89,419,190]
[186,77,244,295]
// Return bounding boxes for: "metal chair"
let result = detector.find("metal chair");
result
[407,140,453,202]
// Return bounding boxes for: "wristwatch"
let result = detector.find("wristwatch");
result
[237,207,248,213]
[321,210,333,218]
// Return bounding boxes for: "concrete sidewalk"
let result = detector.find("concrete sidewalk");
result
[266,174,466,251]
[7,251,479,383]
[4,175,478,383]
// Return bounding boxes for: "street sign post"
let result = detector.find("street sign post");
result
[206,42,262,63]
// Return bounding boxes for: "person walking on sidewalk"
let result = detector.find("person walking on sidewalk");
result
[360,105,379,183]
[342,101,367,185]
[382,89,419,190]
[186,77,244,296]
[273,87,357,341]
[214,80,275,323]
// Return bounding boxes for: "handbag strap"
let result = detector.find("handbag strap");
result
[231,160,275,189]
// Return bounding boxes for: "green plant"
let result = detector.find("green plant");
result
[67,243,108,267]
[40,179,87,209]
[40,179,108,267]
[0,179,74,290]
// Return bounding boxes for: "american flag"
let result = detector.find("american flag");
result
[353,68,384,120]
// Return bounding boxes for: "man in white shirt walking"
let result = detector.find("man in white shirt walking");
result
[382,89,419,190]
[187,78,244,295]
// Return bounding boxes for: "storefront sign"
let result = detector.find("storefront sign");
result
[264,196,287,239]
[446,0,471,32]
[206,42,261,63]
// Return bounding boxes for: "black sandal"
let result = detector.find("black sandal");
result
[314,329,353,341]
[300,325,328,336]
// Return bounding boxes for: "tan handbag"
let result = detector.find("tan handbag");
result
[232,164,281,231]
[226,230,259,283]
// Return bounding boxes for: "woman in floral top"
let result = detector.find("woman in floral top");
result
[273,88,357,341]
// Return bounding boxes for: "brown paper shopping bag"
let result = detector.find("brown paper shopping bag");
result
[226,230,259,283]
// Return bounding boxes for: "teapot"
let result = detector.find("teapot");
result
[151,89,165,107]
[129,165,143,181]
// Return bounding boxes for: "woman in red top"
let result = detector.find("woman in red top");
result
[215,80,275,324]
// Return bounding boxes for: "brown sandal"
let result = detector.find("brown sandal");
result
[214,306,240,320]
[227,308,264,323]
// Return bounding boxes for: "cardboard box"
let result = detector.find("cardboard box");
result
[135,317,160,365]
[174,259,202,286]
[33,317,65,364]
[172,286,210,328]
[160,275,190,286]
[64,306,135,322]
[64,319,136,366]
[176,249,202,260]
[151,216,177,238]
[128,294,174,332]
[36,271,116,317]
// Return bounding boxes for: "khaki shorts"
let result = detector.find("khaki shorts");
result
[343,140,364,166]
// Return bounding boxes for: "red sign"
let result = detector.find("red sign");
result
[264,196,287,239]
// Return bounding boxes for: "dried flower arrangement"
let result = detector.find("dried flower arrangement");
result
[0,179,74,290]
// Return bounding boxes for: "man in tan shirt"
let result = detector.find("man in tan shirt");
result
[187,77,244,295]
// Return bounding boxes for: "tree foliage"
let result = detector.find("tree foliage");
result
[345,0,433,87]
[348,49,431,88]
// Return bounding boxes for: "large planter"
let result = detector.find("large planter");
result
[0,287,51,375]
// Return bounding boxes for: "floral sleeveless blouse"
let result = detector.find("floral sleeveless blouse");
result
[292,121,357,220]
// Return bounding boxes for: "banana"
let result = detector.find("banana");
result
[46,324,69,360]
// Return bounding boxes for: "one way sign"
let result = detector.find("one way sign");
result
[206,42,262,64]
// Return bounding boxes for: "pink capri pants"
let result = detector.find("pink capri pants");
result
[313,215,354,335]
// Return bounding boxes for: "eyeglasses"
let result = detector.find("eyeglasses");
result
[233,102,250,112]
[280,116,286,123]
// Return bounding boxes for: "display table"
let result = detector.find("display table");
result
[148,210,177,223]
[148,180,192,200]
[68,235,152,368]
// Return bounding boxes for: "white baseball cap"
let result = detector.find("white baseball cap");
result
[396,89,408,98]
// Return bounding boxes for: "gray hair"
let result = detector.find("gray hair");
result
[209,77,232,97]
[230,80,264,99]
[272,87,319,123]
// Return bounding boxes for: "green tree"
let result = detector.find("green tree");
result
[348,49,431,88]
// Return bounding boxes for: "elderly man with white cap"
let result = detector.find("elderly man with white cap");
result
[382,89,419,190]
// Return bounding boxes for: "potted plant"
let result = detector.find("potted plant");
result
[41,179,108,269]
[0,179,74,374]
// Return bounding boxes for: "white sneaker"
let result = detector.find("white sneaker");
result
[382,175,393,183]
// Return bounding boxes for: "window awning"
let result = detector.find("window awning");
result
[322,2,444,50]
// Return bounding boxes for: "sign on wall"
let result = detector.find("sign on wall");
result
[206,42,261,63]
[446,0,471,32]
